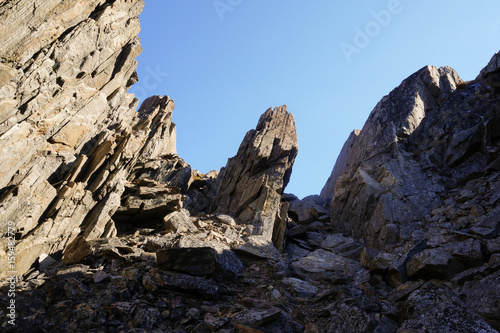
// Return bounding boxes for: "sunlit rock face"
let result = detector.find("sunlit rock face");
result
[0,0,146,277]
[212,106,298,250]
[324,58,500,250]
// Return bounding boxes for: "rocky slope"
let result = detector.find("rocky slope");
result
[1,1,500,332]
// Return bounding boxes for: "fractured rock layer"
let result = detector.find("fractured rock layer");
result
[0,0,147,277]
[213,106,298,249]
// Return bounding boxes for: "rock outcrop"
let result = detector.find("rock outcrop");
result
[324,58,500,251]
[320,129,360,201]
[1,0,500,331]
[212,106,298,250]
[0,0,147,277]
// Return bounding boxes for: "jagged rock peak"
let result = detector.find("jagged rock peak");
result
[213,105,298,249]
[325,54,500,250]
[133,95,177,158]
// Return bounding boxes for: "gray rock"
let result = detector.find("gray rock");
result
[326,301,378,333]
[233,237,281,260]
[320,129,361,201]
[143,234,177,252]
[62,235,93,265]
[488,238,500,254]
[38,253,57,272]
[157,247,218,275]
[0,0,149,277]
[151,269,219,298]
[399,284,497,332]
[369,251,399,273]
[286,243,311,262]
[93,270,109,283]
[282,277,318,298]
[164,208,198,233]
[327,60,500,252]
[214,214,237,227]
[406,248,454,279]
[292,249,364,281]
[232,307,282,327]
[288,198,315,223]
[164,236,244,279]
[463,270,500,331]
[320,233,363,259]
[212,106,298,248]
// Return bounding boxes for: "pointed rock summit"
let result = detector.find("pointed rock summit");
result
[213,106,298,249]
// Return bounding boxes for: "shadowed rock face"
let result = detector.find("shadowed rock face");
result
[325,59,500,250]
[212,106,298,247]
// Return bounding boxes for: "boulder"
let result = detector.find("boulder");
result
[163,209,198,233]
[282,277,318,298]
[320,129,361,201]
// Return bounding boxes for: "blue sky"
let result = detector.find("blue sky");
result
[130,1,500,199]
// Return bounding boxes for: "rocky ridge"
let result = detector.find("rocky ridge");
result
[1,1,500,332]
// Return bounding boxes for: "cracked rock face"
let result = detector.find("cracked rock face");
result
[212,106,298,249]
[1,1,500,332]
[0,0,147,277]
[325,59,500,250]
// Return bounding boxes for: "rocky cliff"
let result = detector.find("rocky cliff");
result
[0,0,146,277]
[1,1,500,332]
[213,105,298,251]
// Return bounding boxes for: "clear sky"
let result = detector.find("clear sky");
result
[129,1,500,199]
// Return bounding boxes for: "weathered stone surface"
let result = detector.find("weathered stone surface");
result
[1,2,500,331]
[282,277,318,298]
[232,307,282,327]
[62,235,93,265]
[328,59,500,250]
[212,106,298,247]
[326,301,378,333]
[292,249,364,282]
[406,248,454,279]
[233,237,281,260]
[287,195,328,224]
[462,270,500,331]
[0,0,155,277]
[150,269,219,298]
[399,284,497,332]
[320,129,361,201]
[320,233,363,260]
[157,246,243,279]
[163,209,198,233]
[157,247,218,276]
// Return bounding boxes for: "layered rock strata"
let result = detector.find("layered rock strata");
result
[212,106,298,250]
[0,0,148,277]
